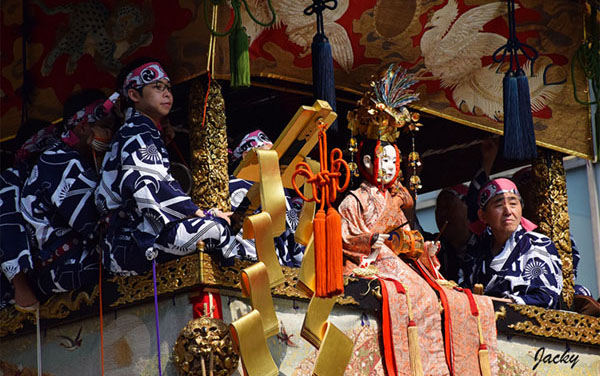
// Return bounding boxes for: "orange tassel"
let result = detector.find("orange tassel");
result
[326,207,344,296]
[313,209,327,297]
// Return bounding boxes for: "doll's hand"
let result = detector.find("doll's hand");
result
[424,240,440,256]
[372,234,390,251]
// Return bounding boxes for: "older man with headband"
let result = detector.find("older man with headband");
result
[463,178,563,309]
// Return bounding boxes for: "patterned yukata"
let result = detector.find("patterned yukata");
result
[228,177,304,266]
[0,125,60,307]
[0,167,32,282]
[20,143,101,296]
[0,167,33,308]
[465,226,563,309]
[95,110,235,275]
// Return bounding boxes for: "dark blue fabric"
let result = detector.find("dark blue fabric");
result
[96,110,235,275]
[0,168,32,279]
[21,143,100,259]
[18,142,101,296]
[465,227,563,309]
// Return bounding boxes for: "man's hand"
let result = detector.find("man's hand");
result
[481,138,499,176]
[162,124,176,145]
[195,208,233,225]
[88,126,112,149]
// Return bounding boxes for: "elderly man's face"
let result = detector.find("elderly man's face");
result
[479,192,522,235]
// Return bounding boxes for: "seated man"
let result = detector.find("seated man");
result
[228,130,305,267]
[1,120,58,309]
[20,90,113,300]
[433,184,477,283]
[464,178,563,308]
[96,58,234,275]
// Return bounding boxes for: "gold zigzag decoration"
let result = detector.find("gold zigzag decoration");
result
[243,211,285,287]
[507,304,600,345]
[240,262,280,338]
[0,286,98,337]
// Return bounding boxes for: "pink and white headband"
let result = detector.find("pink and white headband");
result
[66,99,107,131]
[62,99,111,146]
[122,62,169,95]
[470,178,537,234]
[232,130,273,161]
[478,178,521,209]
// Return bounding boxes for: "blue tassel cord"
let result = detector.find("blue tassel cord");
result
[305,0,338,131]
[492,0,538,160]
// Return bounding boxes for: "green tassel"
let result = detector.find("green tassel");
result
[229,25,250,88]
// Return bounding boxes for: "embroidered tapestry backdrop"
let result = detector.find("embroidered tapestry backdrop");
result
[1,0,593,158]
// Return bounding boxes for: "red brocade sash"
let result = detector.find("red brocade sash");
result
[412,260,456,375]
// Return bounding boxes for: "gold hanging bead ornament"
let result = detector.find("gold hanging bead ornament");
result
[410,174,422,191]
[408,151,421,168]
[409,131,422,191]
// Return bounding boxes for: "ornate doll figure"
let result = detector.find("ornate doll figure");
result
[339,64,499,376]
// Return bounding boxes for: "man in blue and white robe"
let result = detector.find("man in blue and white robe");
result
[19,92,114,297]
[466,226,563,308]
[95,60,234,275]
[462,178,562,309]
[20,143,101,296]
[96,108,235,275]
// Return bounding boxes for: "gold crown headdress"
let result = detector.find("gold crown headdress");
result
[346,63,424,190]
[347,63,422,142]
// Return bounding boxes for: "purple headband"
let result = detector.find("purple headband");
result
[232,130,273,161]
[122,62,169,95]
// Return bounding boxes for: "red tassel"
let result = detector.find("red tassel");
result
[313,209,328,297]
[326,207,344,296]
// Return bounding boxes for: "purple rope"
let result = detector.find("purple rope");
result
[152,259,162,376]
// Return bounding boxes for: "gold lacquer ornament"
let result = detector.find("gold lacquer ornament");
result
[173,317,239,376]
[189,78,230,211]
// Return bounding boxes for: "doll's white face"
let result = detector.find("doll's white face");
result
[379,145,397,184]
[363,144,397,184]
